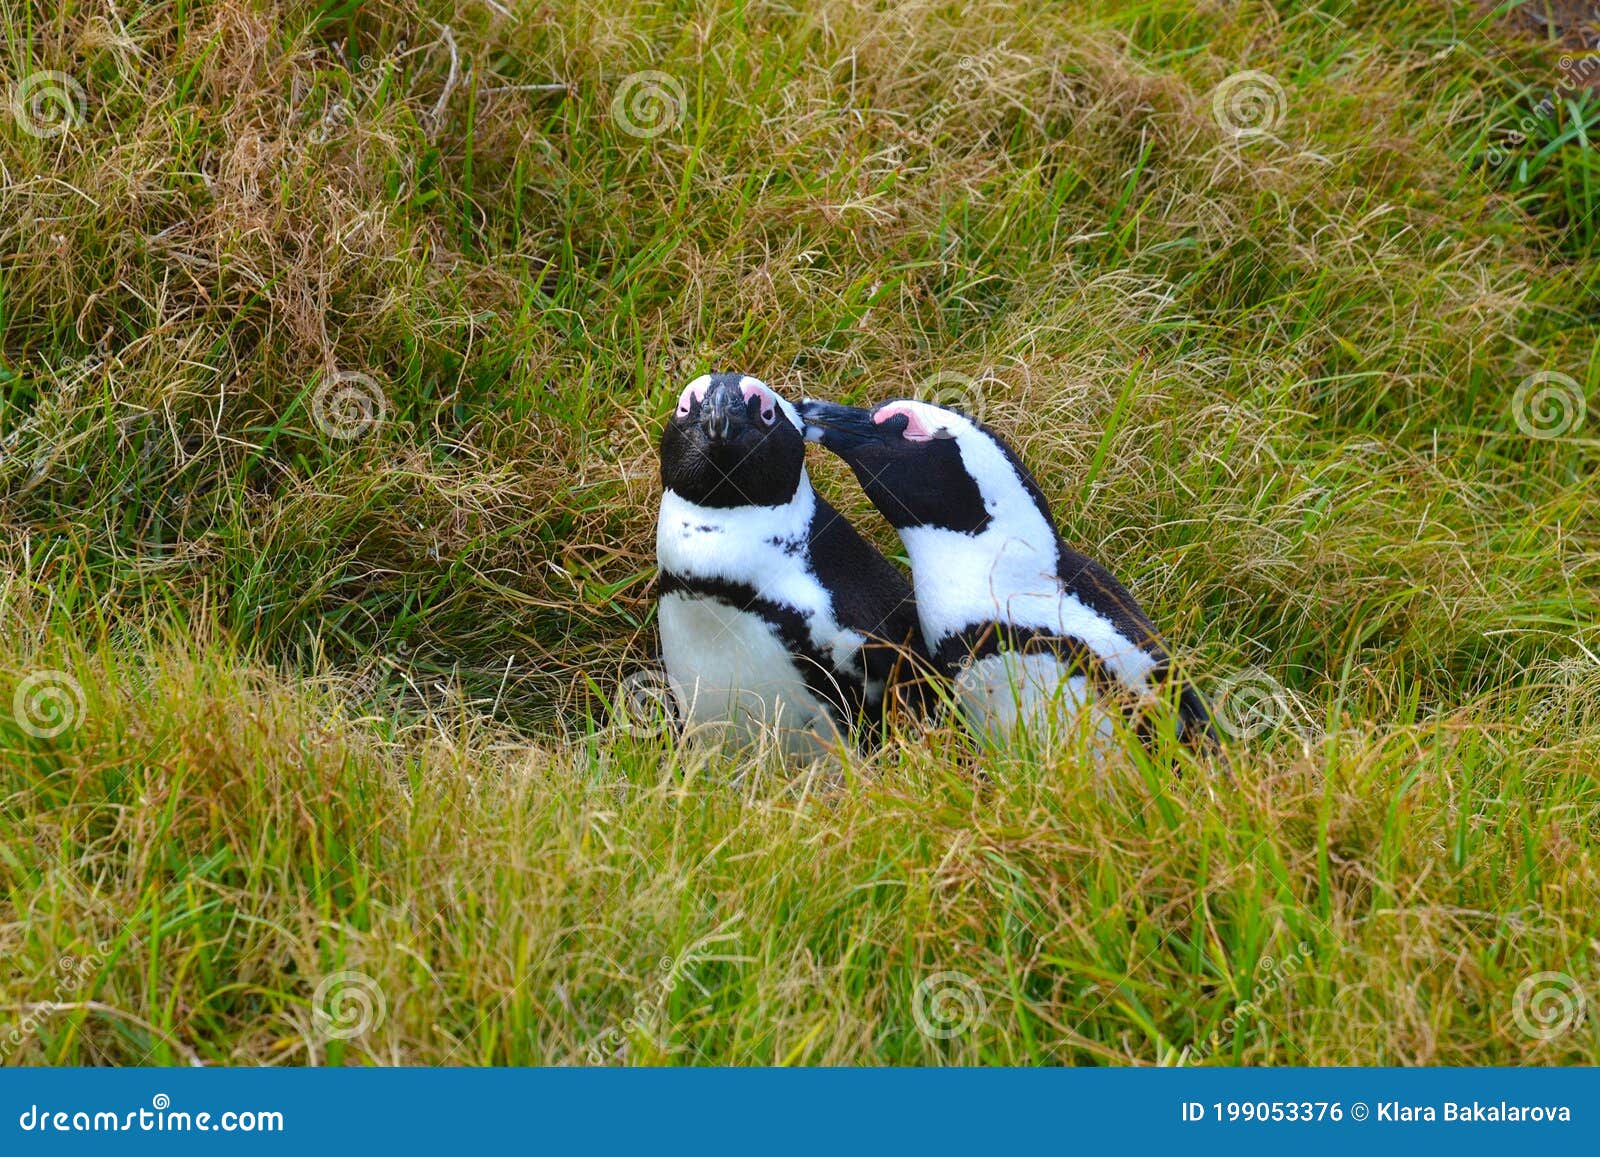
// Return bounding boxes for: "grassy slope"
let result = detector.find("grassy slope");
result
[1,0,1597,1064]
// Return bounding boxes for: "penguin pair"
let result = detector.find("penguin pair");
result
[655,375,1217,759]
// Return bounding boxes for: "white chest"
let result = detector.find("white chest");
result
[655,482,867,759]
[658,591,841,759]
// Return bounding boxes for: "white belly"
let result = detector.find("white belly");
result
[659,591,843,761]
[956,652,1116,746]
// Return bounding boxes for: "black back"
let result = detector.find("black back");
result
[979,424,1221,745]
[806,493,934,725]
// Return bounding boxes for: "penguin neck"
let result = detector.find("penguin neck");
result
[657,470,817,582]
[897,483,1064,649]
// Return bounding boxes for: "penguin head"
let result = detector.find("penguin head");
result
[659,374,807,508]
[800,398,1041,535]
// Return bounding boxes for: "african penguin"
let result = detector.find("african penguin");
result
[799,396,1220,750]
[656,374,928,759]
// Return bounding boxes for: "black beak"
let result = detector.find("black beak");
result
[798,400,884,456]
[699,381,745,444]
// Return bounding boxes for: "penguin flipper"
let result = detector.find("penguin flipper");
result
[1176,681,1222,747]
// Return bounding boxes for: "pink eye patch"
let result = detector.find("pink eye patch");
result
[741,381,778,425]
[873,401,942,441]
[675,379,709,417]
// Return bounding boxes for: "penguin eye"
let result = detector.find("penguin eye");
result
[759,403,776,425]
[931,426,956,440]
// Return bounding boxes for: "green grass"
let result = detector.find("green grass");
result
[1,0,1597,1064]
